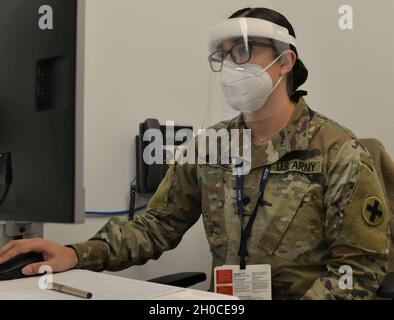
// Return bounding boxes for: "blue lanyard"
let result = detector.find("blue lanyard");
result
[236,166,271,270]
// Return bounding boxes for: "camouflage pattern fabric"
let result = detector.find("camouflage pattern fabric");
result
[360,139,394,274]
[68,97,389,300]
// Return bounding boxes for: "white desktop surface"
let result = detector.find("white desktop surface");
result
[0,269,237,300]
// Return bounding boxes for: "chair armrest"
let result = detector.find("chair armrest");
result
[148,272,207,288]
[376,272,394,299]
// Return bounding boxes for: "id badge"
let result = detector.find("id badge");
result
[214,265,272,300]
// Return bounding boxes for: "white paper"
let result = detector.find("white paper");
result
[0,269,184,300]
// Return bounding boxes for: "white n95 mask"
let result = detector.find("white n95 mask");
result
[220,53,285,114]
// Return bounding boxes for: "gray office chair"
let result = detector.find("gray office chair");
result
[148,272,207,288]
[377,274,394,298]
[361,138,394,299]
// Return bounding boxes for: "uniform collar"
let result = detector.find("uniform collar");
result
[229,97,312,170]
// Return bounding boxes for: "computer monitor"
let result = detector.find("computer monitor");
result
[0,0,85,224]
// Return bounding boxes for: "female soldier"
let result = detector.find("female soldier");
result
[0,8,389,300]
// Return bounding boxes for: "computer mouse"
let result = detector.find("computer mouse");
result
[0,252,44,281]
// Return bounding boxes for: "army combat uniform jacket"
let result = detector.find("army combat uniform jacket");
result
[69,97,390,300]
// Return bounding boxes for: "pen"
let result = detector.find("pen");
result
[51,282,93,299]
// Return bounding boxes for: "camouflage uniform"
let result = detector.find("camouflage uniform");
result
[68,97,390,300]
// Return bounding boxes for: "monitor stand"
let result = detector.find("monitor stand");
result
[0,222,44,246]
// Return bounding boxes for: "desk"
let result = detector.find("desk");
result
[0,269,237,300]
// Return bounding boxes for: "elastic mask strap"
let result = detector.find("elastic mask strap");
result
[259,50,287,75]
[268,75,284,96]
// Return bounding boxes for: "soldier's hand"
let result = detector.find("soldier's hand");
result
[0,238,78,275]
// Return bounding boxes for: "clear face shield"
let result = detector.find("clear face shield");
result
[200,18,297,175]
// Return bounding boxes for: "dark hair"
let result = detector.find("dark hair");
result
[229,8,308,102]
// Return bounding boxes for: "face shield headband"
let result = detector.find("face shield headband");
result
[208,17,297,54]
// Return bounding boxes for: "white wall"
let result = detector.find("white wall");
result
[273,0,394,156]
[45,0,394,291]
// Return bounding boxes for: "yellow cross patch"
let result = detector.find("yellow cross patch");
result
[362,197,385,227]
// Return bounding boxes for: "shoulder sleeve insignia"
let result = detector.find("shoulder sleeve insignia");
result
[339,163,389,254]
[362,197,385,227]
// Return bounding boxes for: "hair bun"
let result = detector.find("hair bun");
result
[293,58,308,92]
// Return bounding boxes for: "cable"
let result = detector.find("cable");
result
[0,184,10,205]
[128,184,136,221]
[85,177,145,217]
[0,153,12,206]
[85,204,147,217]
